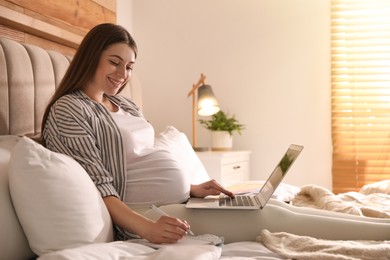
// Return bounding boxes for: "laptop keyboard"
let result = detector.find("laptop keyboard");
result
[219,195,254,207]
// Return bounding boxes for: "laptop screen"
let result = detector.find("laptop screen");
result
[257,144,303,207]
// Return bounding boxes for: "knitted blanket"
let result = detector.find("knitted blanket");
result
[291,185,390,218]
[257,230,390,260]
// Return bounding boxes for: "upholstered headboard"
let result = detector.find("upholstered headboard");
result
[0,37,142,136]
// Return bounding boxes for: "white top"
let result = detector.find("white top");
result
[110,108,190,208]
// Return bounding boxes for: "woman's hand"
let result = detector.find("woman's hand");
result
[103,196,190,244]
[142,216,191,244]
[190,179,234,198]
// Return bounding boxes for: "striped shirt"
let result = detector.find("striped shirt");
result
[43,90,143,240]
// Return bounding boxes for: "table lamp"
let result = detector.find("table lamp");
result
[187,73,220,151]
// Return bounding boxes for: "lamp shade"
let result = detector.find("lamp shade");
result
[197,84,220,116]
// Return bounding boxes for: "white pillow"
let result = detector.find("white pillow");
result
[8,137,113,256]
[0,136,35,260]
[155,126,210,184]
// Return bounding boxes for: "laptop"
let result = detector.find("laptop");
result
[186,144,303,210]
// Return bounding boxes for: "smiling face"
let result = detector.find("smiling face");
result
[83,42,136,102]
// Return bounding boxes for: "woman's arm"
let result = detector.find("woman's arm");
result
[103,196,190,244]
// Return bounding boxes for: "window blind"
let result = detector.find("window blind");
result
[331,0,390,194]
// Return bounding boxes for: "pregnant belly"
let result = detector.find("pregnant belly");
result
[124,149,191,207]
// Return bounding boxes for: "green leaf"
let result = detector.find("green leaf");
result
[199,110,245,136]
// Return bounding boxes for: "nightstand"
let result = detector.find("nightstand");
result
[196,150,251,186]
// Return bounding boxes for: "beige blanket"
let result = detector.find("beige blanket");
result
[291,185,390,218]
[257,229,390,260]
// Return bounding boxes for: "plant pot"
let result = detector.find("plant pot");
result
[211,131,233,151]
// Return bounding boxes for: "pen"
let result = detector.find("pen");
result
[151,204,195,236]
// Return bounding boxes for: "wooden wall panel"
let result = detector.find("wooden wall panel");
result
[0,24,23,42]
[0,0,116,55]
[8,0,115,31]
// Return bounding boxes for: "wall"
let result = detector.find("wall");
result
[126,0,332,189]
[117,0,132,33]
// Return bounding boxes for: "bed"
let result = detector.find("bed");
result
[1,37,390,260]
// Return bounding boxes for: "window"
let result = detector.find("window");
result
[331,0,390,193]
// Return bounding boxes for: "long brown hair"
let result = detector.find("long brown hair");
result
[39,23,137,144]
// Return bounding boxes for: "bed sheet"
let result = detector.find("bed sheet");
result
[37,240,285,260]
[36,232,390,260]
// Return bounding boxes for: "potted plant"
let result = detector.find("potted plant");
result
[199,110,245,150]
